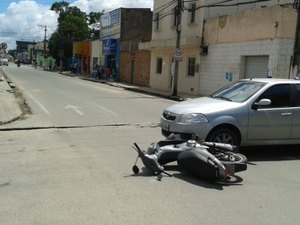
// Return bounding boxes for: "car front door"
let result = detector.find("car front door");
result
[248,84,293,140]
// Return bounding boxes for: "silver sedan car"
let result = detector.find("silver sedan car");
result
[161,78,300,148]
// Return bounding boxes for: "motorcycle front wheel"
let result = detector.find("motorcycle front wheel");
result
[217,152,247,164]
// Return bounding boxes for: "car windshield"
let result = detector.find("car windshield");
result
[210,81,266,103]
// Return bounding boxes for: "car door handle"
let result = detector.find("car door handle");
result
[281,112,292,116]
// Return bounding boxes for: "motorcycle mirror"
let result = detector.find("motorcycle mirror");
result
[132,165,139,174]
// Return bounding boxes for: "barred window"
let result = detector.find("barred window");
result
[156,58,163,74]
[154,13,160,30]
[189,3,196,24]
[187,57,196,76]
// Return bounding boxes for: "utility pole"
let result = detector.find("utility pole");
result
[293,0,300,76]
[38,25,47,56]
[172,0,183,97]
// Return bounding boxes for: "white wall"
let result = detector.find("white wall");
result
[199,39,294,96]
[90,40,103,72]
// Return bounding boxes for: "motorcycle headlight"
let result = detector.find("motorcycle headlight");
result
[179,113,208,123]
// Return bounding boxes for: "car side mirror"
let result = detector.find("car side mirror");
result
[253,99,271,110]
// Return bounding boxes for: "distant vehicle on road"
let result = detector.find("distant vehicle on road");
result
[161,78,300,148]
[0,58,8,66]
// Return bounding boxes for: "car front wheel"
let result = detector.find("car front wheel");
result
[207,128,239,147]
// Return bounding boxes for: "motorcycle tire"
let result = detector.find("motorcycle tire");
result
[218,152,247,175]
[216,152,247,164]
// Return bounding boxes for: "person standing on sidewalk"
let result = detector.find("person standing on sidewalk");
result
[112,67,116,81]
[94,64,100,80]
[105,67,111,81]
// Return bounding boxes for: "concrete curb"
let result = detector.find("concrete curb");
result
[61,71,189,101]
[0,68,23,125]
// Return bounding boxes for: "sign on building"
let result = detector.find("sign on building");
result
[102,39,117,55]
[101,9,120,28]
[175,48,183,61]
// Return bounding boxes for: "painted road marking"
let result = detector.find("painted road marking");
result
[26,91,50,114]
[64,104,84,116]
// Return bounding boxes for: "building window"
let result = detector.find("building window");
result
[187,57,196,76]
[154,13,160,30]
[156,58,163,74]
[189,3,196,24]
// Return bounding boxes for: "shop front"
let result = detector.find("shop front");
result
[73,41,91,75]
[102,39,120,81]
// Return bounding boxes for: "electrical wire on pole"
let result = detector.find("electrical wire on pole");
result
[172,0,183,97]
[293,0,300,76]
[38,24,47,56]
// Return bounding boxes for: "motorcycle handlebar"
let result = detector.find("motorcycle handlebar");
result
[133,143,141,152]
[202,142,236,151]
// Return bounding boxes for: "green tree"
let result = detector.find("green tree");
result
[48,1,89,61]
[50,1,69,13]
[88,12,103,40]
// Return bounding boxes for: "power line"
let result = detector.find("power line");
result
[196,0,271,10]
[154,0,176,13]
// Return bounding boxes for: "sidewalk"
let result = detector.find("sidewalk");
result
[60,71,198,100]
[0,69,23,125]
[78,76,196,101]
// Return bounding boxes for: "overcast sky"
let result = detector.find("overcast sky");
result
[0,0,154,50]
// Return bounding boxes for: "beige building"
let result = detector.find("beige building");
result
[141,0,296,96]
[140,0,203,95]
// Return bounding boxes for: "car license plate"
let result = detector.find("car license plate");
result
[161,120,170,131]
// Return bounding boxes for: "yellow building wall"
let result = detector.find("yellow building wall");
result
[73,41,90,56]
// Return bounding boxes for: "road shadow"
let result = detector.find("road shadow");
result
[240,144,300,162]
[129,165,244,190]
[166,166,244,189]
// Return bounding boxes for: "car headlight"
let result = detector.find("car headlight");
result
[179,113,208,123]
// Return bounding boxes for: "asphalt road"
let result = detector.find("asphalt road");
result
[2,64,171,128]
[0,65,299,225]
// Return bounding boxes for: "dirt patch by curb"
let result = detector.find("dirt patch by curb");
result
[2,71,32,118]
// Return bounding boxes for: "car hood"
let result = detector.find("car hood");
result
[165,97,241,114]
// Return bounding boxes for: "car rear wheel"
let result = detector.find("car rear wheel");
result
[207,128,239,147]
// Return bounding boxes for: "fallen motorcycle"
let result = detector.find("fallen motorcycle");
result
[132,134,247,182]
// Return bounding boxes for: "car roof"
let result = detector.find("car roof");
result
[241,78,300,84]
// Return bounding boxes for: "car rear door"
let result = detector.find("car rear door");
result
[248,84,293,140]
[291,84,300,139]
